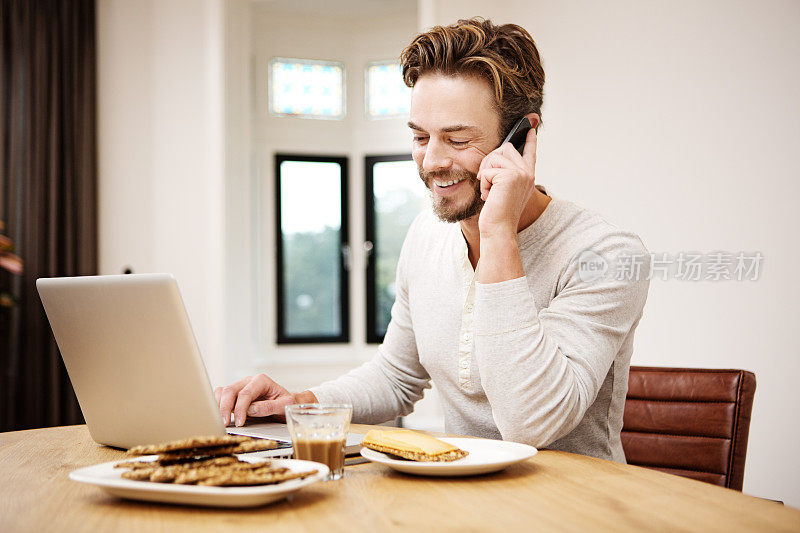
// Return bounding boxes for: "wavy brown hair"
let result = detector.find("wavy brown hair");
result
[400,18,545,137]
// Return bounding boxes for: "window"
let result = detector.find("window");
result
[269,58,345,120]
[365,155,428,343]
[365,61,411,119]
[276,155,349,343]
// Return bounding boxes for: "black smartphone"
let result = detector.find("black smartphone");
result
[501,117,532,155]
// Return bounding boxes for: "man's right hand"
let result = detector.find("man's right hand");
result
[214,374,317,427]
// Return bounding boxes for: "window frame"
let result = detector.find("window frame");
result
[364,153,415,344]
[275,153,350,344]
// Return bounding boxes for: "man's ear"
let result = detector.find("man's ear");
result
[525,113,541,131]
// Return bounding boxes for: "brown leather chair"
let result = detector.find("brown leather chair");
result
[621,366,756,491]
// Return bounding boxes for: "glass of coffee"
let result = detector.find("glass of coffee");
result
[285,404,352,481]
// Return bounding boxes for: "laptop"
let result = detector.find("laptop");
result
[36,273,363,456]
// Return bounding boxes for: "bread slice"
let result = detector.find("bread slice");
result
[361,429,468,462]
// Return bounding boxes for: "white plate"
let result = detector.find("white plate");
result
[69,455,329,508]
[360,437,537,476]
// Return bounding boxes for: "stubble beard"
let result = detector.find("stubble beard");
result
[419,168,484,223]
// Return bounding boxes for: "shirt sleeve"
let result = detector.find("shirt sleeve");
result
[472,233,650,447]
[309,217,431,424]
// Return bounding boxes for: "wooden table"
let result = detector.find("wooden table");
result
[1,425,798,532]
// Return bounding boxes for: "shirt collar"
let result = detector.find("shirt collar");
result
[516,185,560,250]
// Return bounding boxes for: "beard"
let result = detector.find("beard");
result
[419,168,484,223]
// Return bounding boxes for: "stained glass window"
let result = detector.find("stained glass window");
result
[269,58,345,120]
[365,61,411,119]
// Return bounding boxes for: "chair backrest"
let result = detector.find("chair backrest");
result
[621,366,756,491]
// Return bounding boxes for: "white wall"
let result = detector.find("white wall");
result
[425,0,800,505]
[97,0,226,384]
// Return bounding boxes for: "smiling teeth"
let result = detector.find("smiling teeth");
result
[433,178,465,187]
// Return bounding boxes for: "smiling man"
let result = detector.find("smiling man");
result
[217,18,651,462]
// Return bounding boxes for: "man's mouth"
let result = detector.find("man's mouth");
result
[433,177,467,188]
[418,167,484,222]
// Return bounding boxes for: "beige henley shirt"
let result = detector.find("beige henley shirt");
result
[311,188,650,461]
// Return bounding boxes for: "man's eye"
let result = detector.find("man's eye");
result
[413,136,428,143]
[450,139,469,146]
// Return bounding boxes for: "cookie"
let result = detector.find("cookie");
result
[231,439,279,454]
[366,444,469,462]
[126,435,252,455]
[121,468,158,481]
[114,460,156,469]
[361,429,469,462]
[155,445,242,463]
[156,455,244,467]
[154,439,278,463]
[173,463,276,484]
[149,465,188,483]
[198,468,316,486]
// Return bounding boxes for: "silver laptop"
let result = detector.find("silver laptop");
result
[36,274,363,455]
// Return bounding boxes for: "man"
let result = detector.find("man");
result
[216,18,650,462]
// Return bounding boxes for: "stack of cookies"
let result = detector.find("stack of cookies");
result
[115,435,318,487]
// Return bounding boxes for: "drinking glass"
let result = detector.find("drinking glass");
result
[285,404,352,481]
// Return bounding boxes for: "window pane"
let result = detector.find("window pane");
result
[365,61,411,119]
[367,157,428,341]
[270,58,345,119]
[278,158,348,342]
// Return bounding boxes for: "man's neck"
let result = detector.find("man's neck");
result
[460,188,552,270]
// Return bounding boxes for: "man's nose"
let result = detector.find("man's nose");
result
[421,139,453,172]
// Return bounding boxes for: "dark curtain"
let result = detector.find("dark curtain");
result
[0,0,97,431]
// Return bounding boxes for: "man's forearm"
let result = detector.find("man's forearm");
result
[473,235,652,446]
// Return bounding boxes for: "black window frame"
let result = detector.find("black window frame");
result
[364,153,414,344]
[275,153,350,344]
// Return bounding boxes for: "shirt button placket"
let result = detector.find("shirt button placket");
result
[459,247,476,392]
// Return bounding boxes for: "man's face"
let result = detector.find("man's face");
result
[408,73,502,223]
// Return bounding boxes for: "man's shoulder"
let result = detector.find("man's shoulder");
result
[542,196,651,292]
[548,196,648,259]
